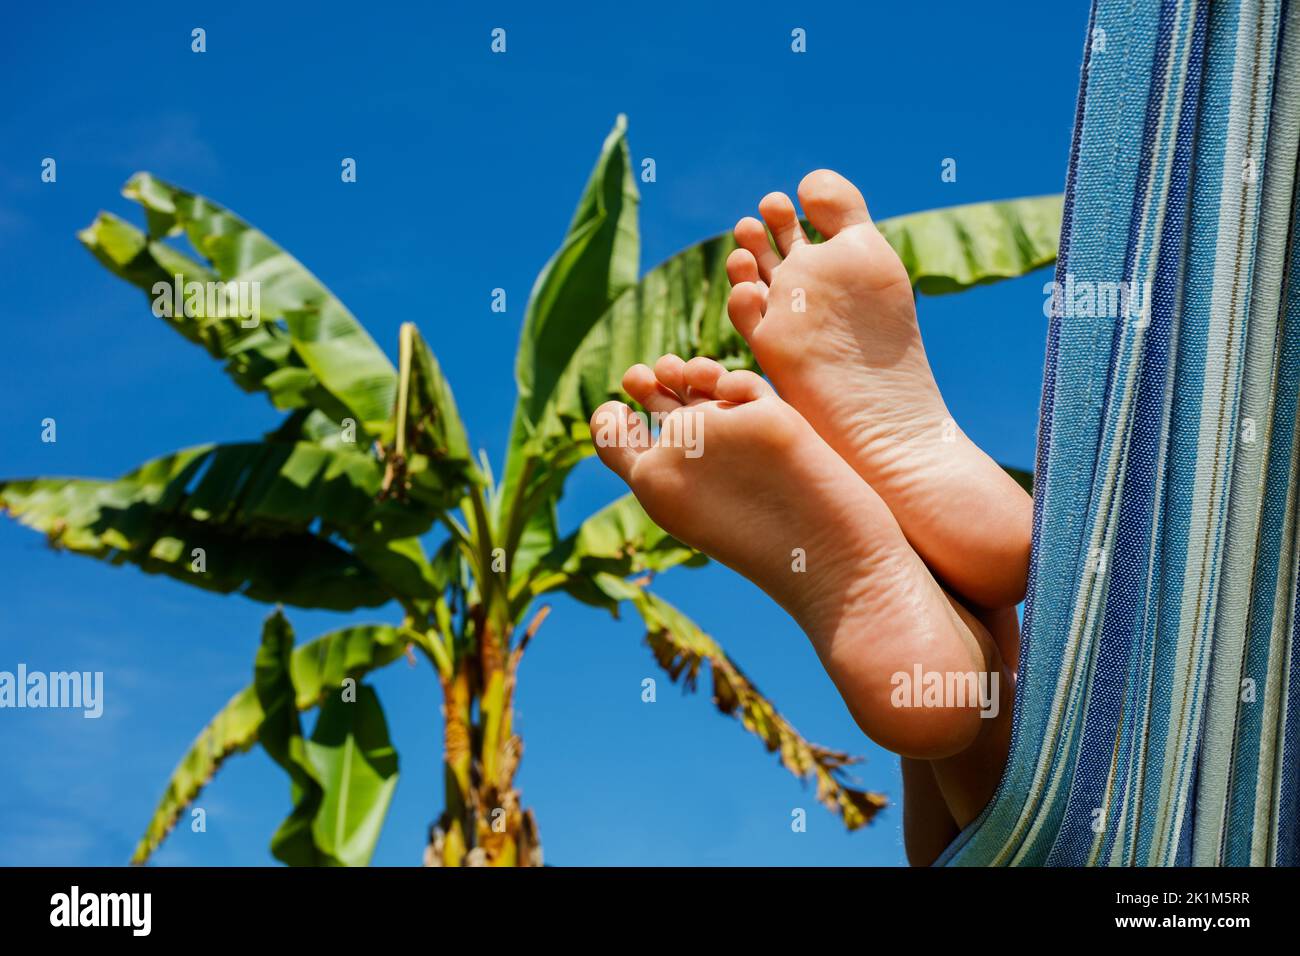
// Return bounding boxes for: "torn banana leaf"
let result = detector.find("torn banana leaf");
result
[131,619,407,864]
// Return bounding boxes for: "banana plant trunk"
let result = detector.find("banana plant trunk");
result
[424,608,542,867]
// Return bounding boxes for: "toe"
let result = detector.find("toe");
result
[714,369,773,404]
[725,247,761,287]
[727,282,766,340]
[682,356,726,398]
[623,363,682,415]
[734,216,782,283]
[590,401,645,482]
[653,354,689,401]
[758,191,809,256]
[796,169,872,237]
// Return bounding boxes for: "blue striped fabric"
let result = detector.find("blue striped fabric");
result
[940,0,1300,866]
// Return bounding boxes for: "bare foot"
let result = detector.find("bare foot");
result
[726,170,1032,609]
[590,354,1001,762]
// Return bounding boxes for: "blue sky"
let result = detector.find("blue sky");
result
[0,1,1088,865]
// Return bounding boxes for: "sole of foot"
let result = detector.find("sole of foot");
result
[591,353,1001,760]
[726,169,1032,610]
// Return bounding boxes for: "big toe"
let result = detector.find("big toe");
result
[797,169,872,237]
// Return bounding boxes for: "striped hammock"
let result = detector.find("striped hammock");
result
[941,0,1300,865]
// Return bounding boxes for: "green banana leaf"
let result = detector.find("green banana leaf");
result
[876,194,1063,295]
[627,588,886,830]
[302,687,400,867]
[257,612,399,867]
[79,210,319,414]
[523,493,704,612]
[265,407,365,449]
[497,115,641,578]
[512,114,640,429]
[82,173,398,440]
[131,622,407,864]
[0,442,432,610]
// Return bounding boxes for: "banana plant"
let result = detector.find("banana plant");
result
[0,115,1060,866]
